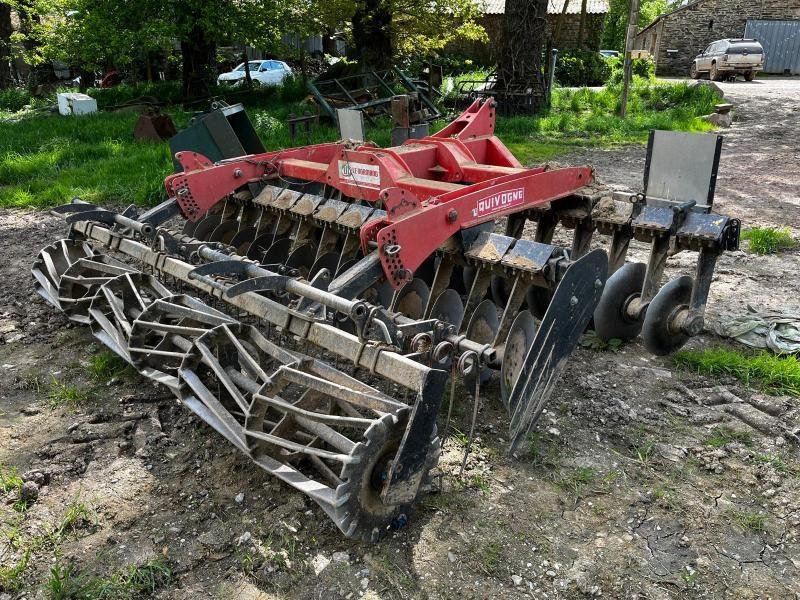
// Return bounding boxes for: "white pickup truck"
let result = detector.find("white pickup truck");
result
[690,39,764,82]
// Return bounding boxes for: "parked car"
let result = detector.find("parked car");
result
[217,60,292,86]
[599,49,620,59]
[690,39,764,81]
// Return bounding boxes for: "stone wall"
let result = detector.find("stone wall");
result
[634,0,800,75]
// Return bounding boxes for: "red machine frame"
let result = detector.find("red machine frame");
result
[164,99,593,289]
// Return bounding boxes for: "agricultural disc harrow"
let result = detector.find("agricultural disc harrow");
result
[33,99,739,540]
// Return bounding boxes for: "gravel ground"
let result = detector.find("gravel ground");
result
[1,78,799,599]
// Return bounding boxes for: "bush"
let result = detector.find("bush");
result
[555,50,611,87]
[606,56,656,85]
[0,87,35,112]
[85,77,308,110]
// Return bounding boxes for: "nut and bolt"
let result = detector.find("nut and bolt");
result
[447,210,458,223]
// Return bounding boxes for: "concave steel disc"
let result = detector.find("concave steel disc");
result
[259,237,292,265]
[230,226,257,254]
[310,252,341,280]
[208,218,239,244]
[429,289,465,330]
[192,213,223,241]
[465,299,499,384]
[393,278,430,320]
[500,310,536,410]
[642,275,693,356]
[593,261,646,342]
[285,244,316,279]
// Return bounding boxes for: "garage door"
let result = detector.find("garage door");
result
[744,20,800,74]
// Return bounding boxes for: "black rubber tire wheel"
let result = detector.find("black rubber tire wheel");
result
[593,262,647,342]
[744,70,755,82]
[690,63,699,79]
[710,63,720,81]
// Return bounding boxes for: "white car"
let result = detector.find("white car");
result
[690,39,764,81]
[217,60,292,86]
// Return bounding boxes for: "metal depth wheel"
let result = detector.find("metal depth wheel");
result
[642,275,694,356]
[500,310,536,410]
[593,262,647,342]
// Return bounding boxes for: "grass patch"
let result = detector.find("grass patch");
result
[87,351,133,382]
[0,464,24,493]
[0,499,95,592]
[726,508,766,533]
[47,379,93,408]
[703,426,753,449]
[46,557,171,600]
[740,227,796,255]
[1,78,720,208]
[675,347,800,397]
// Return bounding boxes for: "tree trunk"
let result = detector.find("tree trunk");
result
[242,50,252,88]
[578,0,588,49]
[352,0,392,70]
[181,24,216,99]
[497,0,549,113]
[0,2,12,89]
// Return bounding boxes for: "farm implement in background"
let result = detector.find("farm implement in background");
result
[33,98,739,540]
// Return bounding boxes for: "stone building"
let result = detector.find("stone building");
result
[461,0,610,63]
[634,0,800,75]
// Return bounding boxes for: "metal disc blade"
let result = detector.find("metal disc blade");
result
[208,218,238,243]
[430,289,465,330]
[465,299,499,384]
[500,310,536,410]
[310,252,341,280]
[230,226,257,254]
[525,285,553,320]
[642,275,694,356]
[490,275,512,307]
[260,237,292,265]
[415,256,437,287]
[593,261,646,341]
[182,219,199,237]
[285,244,316,278]
[193,214,223,241]
[462,266,476,291]
[393,278,430,320]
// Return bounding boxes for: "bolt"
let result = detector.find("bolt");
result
[594,278,603,289]
[447,209,458,223]
[570,296,578,307]
[234,168,243,178]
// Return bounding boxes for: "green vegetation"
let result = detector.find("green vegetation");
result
[703,426,753,449]
[741,227,796,255]
[47,378,93,408]
[727,507,766,533]
[0,499,95,592]
[1,79,717,210]
[46,557,171,600]
[675,347,800,397]
[87,351,134,382]
[0,464,24,493]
